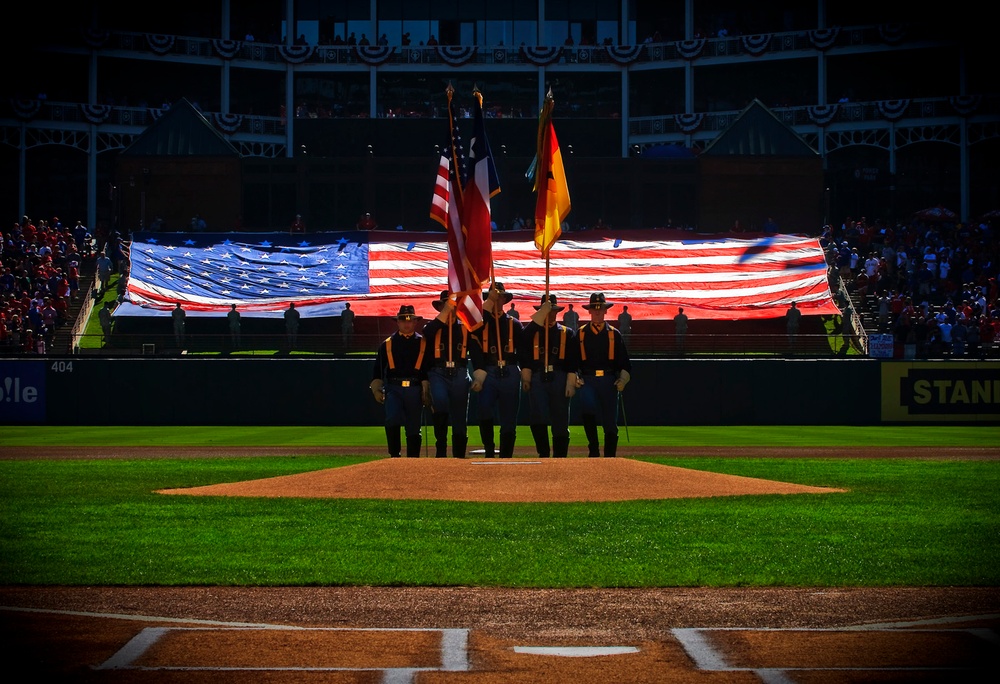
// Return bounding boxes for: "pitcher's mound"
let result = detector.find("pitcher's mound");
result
[158,458,845,503]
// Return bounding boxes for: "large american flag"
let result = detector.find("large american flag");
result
[119,232,840,321]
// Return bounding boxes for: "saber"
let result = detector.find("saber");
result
[618,390,630,443]
[422,405,428,458]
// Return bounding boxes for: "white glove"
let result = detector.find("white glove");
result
[370,379,385,404]
[565,372,578,398]
[520,367,532,393]
[483,286,498,312]
[471,368,487,392]
[530,300,553,326]
[614,369,631,392]
[436,297,455,322]
[421,380,432,407]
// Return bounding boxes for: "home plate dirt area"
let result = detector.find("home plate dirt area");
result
[2,449,998,682]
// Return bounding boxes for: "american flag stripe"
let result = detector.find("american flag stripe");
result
[366,236,839,321]
[429,154,450,228]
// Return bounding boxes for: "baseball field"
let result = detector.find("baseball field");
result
[1,425,998,682]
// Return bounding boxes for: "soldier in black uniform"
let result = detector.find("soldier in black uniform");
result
[577,292,632,457]
[421,291,476,458]
[470,282,524,458]
[370,304,430,458]
[519,295,580,458]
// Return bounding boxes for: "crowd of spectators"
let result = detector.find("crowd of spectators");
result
[823,213,999,358]
[1,214,107,354]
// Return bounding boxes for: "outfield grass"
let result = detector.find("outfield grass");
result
[1,426,998,588]
[2,425,997,448]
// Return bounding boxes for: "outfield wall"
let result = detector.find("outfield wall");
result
[1,359,997,426]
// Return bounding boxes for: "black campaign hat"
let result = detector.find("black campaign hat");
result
[583,292,614,310]
[396,304,419,320]
[483,282,514,303]
[431,290,452,311]
[533,294,564,312]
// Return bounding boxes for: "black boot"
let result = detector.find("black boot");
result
[405,434,422,458]
[552,431,570,458]
[604,433,618,458]
[583,414,600,457]
[530,424,550,458]
[386,426,401,458]
[433,412,449,458]
[453,434,468,459]
[479,421,495,458]
[499,431,515,459]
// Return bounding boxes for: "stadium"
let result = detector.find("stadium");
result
[1,2,998,680]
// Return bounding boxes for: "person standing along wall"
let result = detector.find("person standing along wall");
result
[98,301,114,344]
[284,302,300,349]
[786,301,802,350]
[340,302,355,349]
[171,302,186,346]
[616,305,632,342]
[673,307,689,353]
[228,304,242,347]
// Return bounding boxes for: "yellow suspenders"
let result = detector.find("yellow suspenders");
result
[433,326,468,360]
[385,335,426,370]
[578,324,615,362]
[532,326,567,361]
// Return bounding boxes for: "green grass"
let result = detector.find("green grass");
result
[2,426,997,448]
[1,426,999,587]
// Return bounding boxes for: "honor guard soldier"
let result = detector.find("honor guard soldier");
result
[370,304,430,458]
[577,292,632,457]
[519,295,580,458]
[470,282,524,458]
[421,291,476,458]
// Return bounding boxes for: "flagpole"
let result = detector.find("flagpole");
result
[544,251,550,371]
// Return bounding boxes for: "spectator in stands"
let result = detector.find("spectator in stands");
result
[912,316,929,358]
[72,220,88,253]
[952,316,968,357]
[356,212,377,230]
[966,315,982,358]
[96,250,112,294]
[937,315,953,355]
[290,214,306,234]
[67,258,80,300]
